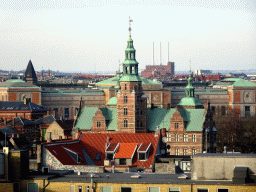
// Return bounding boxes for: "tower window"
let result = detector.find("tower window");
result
[124,107,128,115]
[124,119,128,127]
[192,135,196,142]
[124,95,128,103]
[183,134,188,142]
[124,84,127,90]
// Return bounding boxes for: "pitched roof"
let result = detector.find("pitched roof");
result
[74,107,98,130]
[45,142,87,165]
[214,78,256,88]
[0,79,39,88]
[95,75,161,88]
[0,101,48,112]
[177,97,204,107]
[35,115,55,124]
[25,60,37,79]
[74,107,117,131]
[106,97,117,105]
[147,108,205,132]
[114,143,137,159]
[6,117,35,126]
[79,133,160,168]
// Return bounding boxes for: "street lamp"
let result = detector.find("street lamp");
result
[90,173,95,192]
[205,128,210,153]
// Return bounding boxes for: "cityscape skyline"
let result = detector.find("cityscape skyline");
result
[1,0,255,73]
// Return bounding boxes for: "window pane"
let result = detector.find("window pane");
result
[121,187,131,192]
[218,189,229,192]
[27,183,38,192]
[197,189,208,192]
[101,186,112,192]
[149,187,160,192]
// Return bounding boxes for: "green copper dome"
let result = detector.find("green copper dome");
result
[120,35,141,82]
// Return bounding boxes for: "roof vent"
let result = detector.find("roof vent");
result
[131,173,141,179]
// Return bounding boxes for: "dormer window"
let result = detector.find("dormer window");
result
[137,143,151,161]
[105,143,119,161]
[175,123,179,129]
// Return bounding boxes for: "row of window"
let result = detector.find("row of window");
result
[167,133,196,142]
[26,182,230,192]
[170,148,197,156]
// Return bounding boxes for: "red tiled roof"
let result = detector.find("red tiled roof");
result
[106,143,118,152]
[138,143,151,152]
[114,143,137,159]
[79,133,160,168]
[45,142,87,165]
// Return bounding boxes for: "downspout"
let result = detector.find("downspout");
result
[43,179,50,192]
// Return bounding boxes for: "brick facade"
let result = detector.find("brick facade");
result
[9,93,17,101]
[234,91,240,103]
[92,109,107,132]
[117,81,147,133]
[32,93,40,105]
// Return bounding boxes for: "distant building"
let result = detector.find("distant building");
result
[25,60,37,84]
[195,69,212,75]
[141,61,175,77]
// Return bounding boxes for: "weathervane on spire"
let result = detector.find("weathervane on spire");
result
[129,16,133,36]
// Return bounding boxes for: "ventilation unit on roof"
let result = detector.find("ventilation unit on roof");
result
[42,167,49,174]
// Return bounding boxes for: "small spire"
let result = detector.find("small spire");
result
[129,16,133,36]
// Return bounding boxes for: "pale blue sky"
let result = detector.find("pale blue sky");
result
[0,0,255,73]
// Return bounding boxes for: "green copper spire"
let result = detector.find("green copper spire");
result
[120,18,141,82]
[185,76,195,97]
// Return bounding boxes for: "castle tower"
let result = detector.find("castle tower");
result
[116,19,147,133]
[25,60,37,85]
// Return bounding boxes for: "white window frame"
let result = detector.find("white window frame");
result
[175,148,179,156]
[78,185,82,192]
[27,182,39,192]
[70,185,75,192]
[183,148,188,155]
[183,134,188,142]
[175,134,179,142]
[192,134,196,142]
[101,186,112,192]
[120,186,132,192]
[168,187,180,192]
[86,186,90,192]
[148,186,160,192]
[192,149,197,155]
[167,132,171,142]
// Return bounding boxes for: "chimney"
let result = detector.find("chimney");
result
[59,136,62,140]
[223,146,227,153]
[160,128,166,137]
[47,110,49,116]
[4,118,7,125]
[167,103,171,110]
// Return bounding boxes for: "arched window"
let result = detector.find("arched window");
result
[124,84,127,90]
[124,119,128,127]
[124,95,128,103]
[183,134,188,142]
[124,107,128,115]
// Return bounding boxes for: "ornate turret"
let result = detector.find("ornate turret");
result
[25,60,37,85]
[177,75,204,109]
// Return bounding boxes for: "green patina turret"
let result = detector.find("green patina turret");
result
[119,35,141,82]
[185,75,195,97]
[177,75,204,109]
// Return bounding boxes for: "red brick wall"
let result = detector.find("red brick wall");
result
[163,92,170,104]
[234,105,241,116]
[32,93,40,105]
[92,109,107,132]
[234,91,240,103]
[228,91,233,103]
[9,93,17,101]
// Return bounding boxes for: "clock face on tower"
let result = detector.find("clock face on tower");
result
[244,92,251,103]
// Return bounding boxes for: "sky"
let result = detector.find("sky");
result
[0,0,255,73]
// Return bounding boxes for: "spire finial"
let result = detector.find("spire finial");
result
[129,16,133,36]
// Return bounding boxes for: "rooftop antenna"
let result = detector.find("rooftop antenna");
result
[160,42,162,66]
[129,16,133,36]
[190,59,192,74]
[152,42,155,66]
[167,42,169,63]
